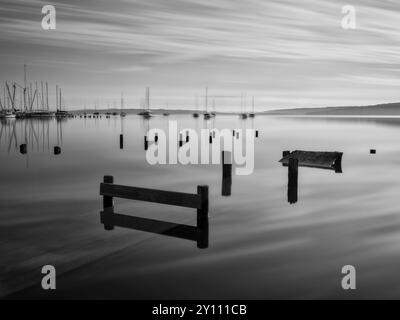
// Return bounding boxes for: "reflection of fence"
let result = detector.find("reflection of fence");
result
[100,176,209,249]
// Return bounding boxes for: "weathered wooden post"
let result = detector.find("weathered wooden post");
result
[19,144,27,155]
[186,132,189,143]
[288,158,298,204]
[209,134,212,144]
[232,130,235,136]
[283,150,290,158]
[255,130,259,138]
[222,151,232,196]
[144,136,148,150]
[155,133,158,143]
[179,140,183,147]
[54,146,61,155]
[197,185,209,249]
[119,134,124,149]
[334,153,343,173]
[103,175,114,230]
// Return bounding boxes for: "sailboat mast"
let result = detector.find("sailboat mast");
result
[35,81,39,109]
[146,87,150,111]
[41,81,44,110]
[24,64,27,110]
[46,82,49,110]
[56,85,59,110]
[205,87,208,112]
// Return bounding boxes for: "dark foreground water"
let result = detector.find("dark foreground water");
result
[1,114,400,299]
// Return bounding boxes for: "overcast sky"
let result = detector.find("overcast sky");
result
[1,0,400,111]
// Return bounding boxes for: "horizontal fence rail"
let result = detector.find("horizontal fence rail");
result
[100,183,202,209]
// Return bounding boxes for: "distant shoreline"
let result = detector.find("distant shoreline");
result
[264,102,400,116]
[70,102,400,116]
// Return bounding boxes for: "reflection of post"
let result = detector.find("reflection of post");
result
[222,151,232,196]
[103,175,114,230]
[197,185,209,249]
[288,158,298,204]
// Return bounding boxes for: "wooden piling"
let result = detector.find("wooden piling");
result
[155,134,158,143]
[19,144,27,155]
[209,135,212,144]
[144,136,148,150]
[54,146,61,155]
[288,158,298,204]
[179,140,183,147]
[255,130,259,138]
[283,150,290,158]
[103,175,114,230]
[233,130,235,136]
[120,134,123,149]
[197,185,209,249]
[222,151,232,196]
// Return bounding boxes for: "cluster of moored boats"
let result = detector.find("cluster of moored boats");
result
[0,65,73,120]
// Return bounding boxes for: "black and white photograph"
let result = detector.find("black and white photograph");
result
[1,0,400,306]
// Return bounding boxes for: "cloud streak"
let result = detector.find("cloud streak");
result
[0,0,400,110]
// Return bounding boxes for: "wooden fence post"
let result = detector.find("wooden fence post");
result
[103,175,114,230]
[222,151,232,196]
[120,134,123,149]
[288,158,298,204]
[19,144,27,154]
[283,150,290,158]
[197,185,209,249]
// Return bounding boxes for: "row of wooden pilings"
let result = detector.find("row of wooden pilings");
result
[139,129,260,151]
[19,143,61,155]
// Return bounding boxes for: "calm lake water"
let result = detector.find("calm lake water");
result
[2,114,400,299]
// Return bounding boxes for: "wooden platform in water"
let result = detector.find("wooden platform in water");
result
[279,150,343,172]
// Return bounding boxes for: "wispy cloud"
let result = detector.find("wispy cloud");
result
[0,0,400,109]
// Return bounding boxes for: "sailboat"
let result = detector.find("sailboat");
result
[120,93,126,117]
[2,111,16,119]
[193,95,199,118]
[203,87,215,120]
[138,87,152,118]
[240,93,248,119]
[55,87,72,117]
[249,96,255,118]
[0,82,17,118]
